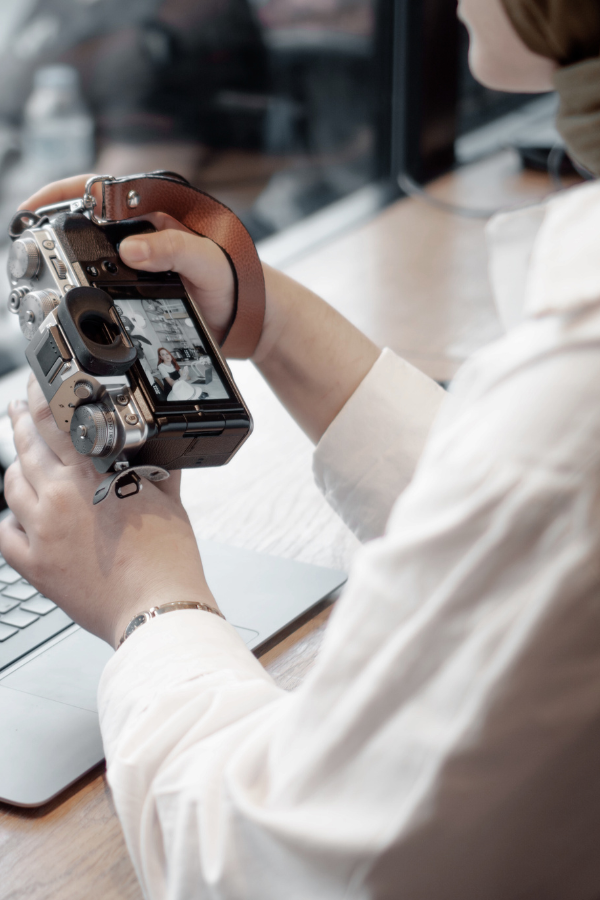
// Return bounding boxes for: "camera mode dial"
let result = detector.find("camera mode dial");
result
[8,238,41,281]
[70,404,117,457]
[19,289,60,340]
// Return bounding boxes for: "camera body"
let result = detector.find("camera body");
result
[7,204,252,477]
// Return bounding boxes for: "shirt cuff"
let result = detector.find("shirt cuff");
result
[98,611,279,763]
[313,349,445,541]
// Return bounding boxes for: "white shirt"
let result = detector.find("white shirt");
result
[99,180,600,899]
[158,361,179,381]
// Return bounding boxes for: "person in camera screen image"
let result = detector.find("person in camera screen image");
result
[154,347,211,402]
[114,297,228,402]
[157,347,188,388]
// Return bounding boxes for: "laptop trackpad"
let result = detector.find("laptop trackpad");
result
[0,684,104,806]
[0,628,113,712]
[0,630,112,806]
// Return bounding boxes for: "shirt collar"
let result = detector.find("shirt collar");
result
[486,179,600,331]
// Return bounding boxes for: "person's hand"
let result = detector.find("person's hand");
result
[20,175,237,344]
[0,375,219,649]
[20,174,381,444]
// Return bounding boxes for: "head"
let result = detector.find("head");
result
[458,0,557,92]
[459,0,600,177]
[158,347,179,370]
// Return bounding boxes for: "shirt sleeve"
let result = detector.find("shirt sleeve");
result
[99,185,600,900]
[312,348,446,541]
[100,292,600,900]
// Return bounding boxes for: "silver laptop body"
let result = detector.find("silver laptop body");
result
[0,537,345,806]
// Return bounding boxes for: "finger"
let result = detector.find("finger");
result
[120,227,233,291]
[26,375,90,469]
[18,173,97,212]
[3,459,38,525]
[0,513,30,570]
[140,211,196,235]
[9,399,62,489]
[119,228,234,337]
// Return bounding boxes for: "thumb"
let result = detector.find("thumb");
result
[120,228,234,297]
[119,229,235,340]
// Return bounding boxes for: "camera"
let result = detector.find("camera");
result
[6,186,252,500]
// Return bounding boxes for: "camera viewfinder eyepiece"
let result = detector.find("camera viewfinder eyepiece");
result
[57,286,137,377]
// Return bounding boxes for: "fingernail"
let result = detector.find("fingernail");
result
[8,399,25,417]
[120,238,150,263]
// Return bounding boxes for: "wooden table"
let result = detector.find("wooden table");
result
[0,152,562,900]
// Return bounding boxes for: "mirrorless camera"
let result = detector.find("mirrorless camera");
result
[6,189,252,500]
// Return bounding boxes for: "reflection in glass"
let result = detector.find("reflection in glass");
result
[0,0,380,240]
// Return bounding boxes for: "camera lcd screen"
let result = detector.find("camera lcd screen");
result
[114,297,231,404]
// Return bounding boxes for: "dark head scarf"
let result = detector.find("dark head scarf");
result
[500,0,600,175]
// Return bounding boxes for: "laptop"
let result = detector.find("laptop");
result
[0,370,347,807]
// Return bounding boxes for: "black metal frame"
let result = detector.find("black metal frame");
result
[391,0,461,185]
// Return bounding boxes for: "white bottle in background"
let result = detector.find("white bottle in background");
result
[22,65,94,184]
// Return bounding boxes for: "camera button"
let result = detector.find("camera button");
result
[102,260,118,274]
[50,257,67,280]
[86,265,99,277]
[43,240,55,250]
[8,286,29,313]
[74,381,94,400]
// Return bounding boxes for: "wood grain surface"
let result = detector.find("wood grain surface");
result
[0,153,562,900]
[283,150,564,382]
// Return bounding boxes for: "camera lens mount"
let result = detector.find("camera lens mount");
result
[70,404,116,457]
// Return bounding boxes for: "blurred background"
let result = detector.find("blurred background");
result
[0,0,564,377]
[0,1,383,241]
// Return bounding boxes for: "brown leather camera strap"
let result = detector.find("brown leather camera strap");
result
[97,172,265,359]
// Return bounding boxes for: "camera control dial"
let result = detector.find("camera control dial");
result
[19,290,60,340]
[8,286,29,313]
[74,380,93,400]
[70,405,116,457]
[8,238,41,281]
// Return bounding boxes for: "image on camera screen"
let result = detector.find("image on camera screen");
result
[114,298,230,403]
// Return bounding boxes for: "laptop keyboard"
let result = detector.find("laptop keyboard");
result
[0,555,73,671]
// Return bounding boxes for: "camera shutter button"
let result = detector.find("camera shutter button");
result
[8,238,41,280]
[74,380,93,400]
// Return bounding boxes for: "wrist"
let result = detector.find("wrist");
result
[249,263,380,442]
[110,587,220,650]
[250,264,300,366]
[116,599,224,649]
